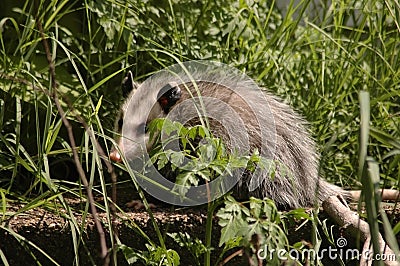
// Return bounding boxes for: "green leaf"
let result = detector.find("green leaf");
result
[118,244,143,265]
[168,232,207,265]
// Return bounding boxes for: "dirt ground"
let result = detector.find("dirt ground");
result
[1,188,399,266]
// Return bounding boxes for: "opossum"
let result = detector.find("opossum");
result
[110,62,350,209]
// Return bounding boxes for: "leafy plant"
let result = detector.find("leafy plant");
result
[168,232,208,266]
[0,0,399,265]
[119,243,180,266]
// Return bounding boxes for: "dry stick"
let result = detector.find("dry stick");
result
[351,189,400,202]
[35,19,110,264]
[218,249,243,266]
[323,196,399,266]
[53,96,109,259]
[73,114,119,264]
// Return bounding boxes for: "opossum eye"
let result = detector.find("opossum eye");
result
[157,82,182,113]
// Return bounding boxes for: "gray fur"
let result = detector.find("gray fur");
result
[112,66,348,209]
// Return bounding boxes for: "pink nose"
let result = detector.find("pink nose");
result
[110,148,122,162]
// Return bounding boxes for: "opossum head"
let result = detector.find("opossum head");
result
[110,72,182,162]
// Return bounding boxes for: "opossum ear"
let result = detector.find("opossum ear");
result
[122,71,139,97]
[157,82,182,113]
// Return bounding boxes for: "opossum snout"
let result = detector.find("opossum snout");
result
[110,132,151,163]
[110,138,124,163]
[110,139,124,163]
[110,148,122,163]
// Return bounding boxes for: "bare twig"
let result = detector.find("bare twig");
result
[351,189,400,202]
[218,249,243,266]
[35,16,111,265]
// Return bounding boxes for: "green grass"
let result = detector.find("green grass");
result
[0,0,399,265]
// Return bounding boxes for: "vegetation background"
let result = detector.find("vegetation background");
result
[0,0,399,265]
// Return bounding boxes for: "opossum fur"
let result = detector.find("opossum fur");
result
[111,68,349,209]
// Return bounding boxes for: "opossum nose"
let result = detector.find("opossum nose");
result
[110,149,122,163]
